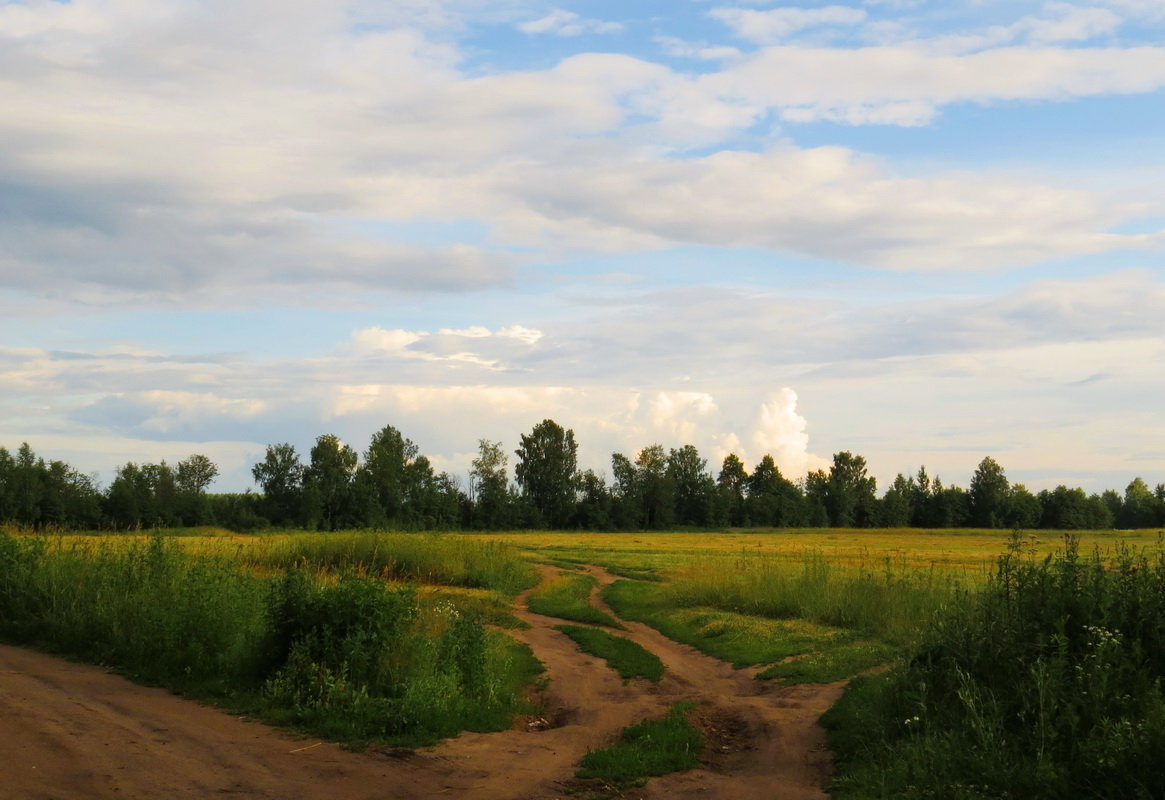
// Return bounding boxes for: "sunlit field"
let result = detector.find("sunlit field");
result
[478,527,1164,575]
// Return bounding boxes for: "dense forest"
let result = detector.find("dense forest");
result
[2,420,1163,532]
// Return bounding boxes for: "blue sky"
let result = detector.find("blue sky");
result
[1,0,1164,495]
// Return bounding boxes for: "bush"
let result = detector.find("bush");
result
[825,534,1165,799]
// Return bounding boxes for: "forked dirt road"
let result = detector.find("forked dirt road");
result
[0,565,844,800]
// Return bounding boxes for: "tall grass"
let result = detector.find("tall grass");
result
[0,532,541,746]
[232,532,540,596]
[653,550,965,645]
[824,535,1165,799]
[0,534,270,689]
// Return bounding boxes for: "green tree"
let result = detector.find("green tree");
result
[362,424,420,525]
[746,455,804,527]
[176,454,219,525]
[635,444,674,529]
[1121,477,1161,528]
[609,452,639,529]
[803,469,830,527]
[931,479,971,527]
[1038,486,1113,529]
[825,451,876,527]
[104,462,175,528]
[176,454,219,495]
[1007,483,1042,528]
[514,419,579,528]
[667,444,714,526]
[969,456,1010,528]
[717,454,748,526]
[305,434,358,531]
[251,443,305,526]
[879,473,913,527]
[471,439,511,529]
[573,469,613,529]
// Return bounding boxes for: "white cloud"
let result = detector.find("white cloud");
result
[116,390,267,434]
[710,5,868,44]
[503,146,1156,270]
[708,44,1165,126]
[518,8,623,36]
[655,35,744,61]
[0,0,1162,306]
[750,389,824,478]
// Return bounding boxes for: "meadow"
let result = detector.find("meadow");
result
[2,525,1163,797]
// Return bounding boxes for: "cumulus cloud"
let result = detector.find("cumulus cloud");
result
[750,389,822,477]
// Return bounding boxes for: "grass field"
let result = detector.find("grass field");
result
[480,528,1164,575]
[5,525,1164,797]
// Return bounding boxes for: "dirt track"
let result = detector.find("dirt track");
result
[0,564,844,799]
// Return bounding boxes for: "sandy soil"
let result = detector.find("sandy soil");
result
[0,564,844,800]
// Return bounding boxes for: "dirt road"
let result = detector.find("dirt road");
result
[0,565,844,799]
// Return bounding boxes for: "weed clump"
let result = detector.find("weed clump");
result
[825,534,1165,799]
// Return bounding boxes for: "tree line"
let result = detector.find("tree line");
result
[2,419,1164,531]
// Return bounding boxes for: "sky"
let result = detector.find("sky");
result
[2,0,1164,495]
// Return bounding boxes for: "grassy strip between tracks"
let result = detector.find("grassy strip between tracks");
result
[555,624,664,683]
[576,702,701,784]
[527,570,624,628]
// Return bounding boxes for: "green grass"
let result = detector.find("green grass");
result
[576,703,701,783]
[602,564,665,581]
[603,579,853,668]
[555,624,664,682]
[756,640,897,684]
[0,532,542,747]
[526,571,624,628]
